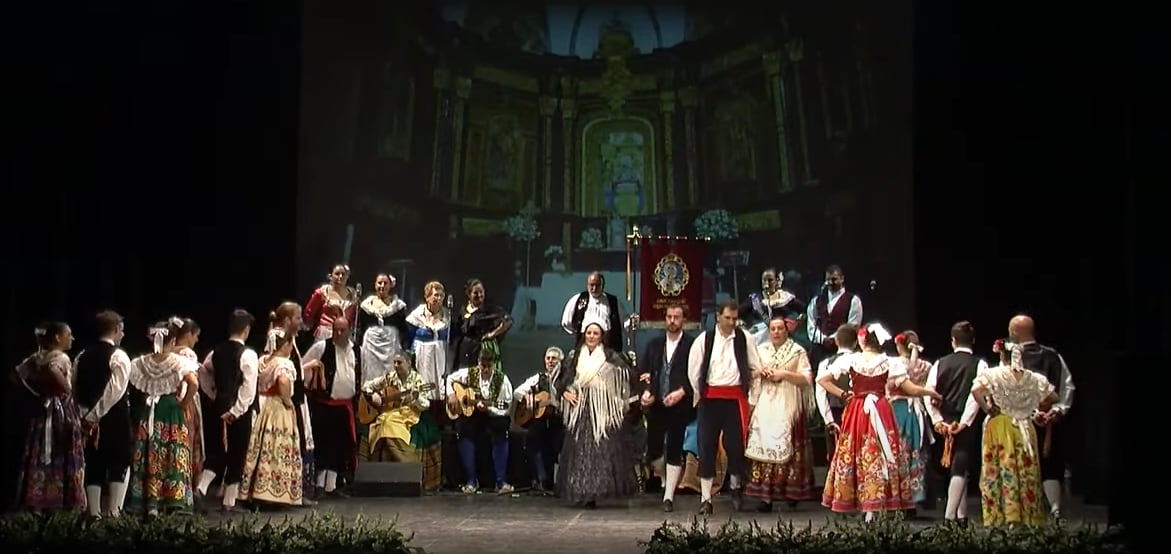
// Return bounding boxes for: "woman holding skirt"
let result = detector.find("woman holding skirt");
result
[238,327,304,506]
[953,343,1056,527]
[554,315,638,508]
[816,324,942,521]
[126,318,201,516]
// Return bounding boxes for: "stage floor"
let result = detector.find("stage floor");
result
[207,491,1108,554]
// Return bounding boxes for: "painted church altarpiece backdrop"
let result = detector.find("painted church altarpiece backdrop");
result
[578,116,658,218]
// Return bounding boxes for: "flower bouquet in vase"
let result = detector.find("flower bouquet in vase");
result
[693,209,739,241]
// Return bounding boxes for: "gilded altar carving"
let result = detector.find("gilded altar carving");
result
[762,50,793,192]
[678,87,699,206]
[659,90,676,209]
[579,117,657,218]
[596,18,638,115]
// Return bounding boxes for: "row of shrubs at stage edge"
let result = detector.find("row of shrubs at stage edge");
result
[641,517,1131,554]
[0,511,424,554]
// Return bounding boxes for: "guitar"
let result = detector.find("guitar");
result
[356,382,436,425]
[445,381,478,419]
[512,391,552,426]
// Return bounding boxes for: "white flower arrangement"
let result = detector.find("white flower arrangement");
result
[544,245,564,259]
[503,201,541,242]
[579,228,604,249]
[694,209,739,240]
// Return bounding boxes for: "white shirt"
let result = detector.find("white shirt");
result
[200,339,260,418]
[687,328,764,407]
[561,293,612,334]
[302,339,357,400]
[445,367,515,417]
[814,348,855,425]
[805,289,864,343]
[72,338,132,423]
[924,347,988,425]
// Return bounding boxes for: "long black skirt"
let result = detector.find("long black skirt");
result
[557,408,638,504]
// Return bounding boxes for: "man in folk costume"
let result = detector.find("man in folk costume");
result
[805,265,864,367]
[636,305,695,512]
[445,348,516,494]
[686,298,766,515]
[1009,314,1075,520]
[561,271,624,352]
[73,310,132,518]
[195,309,259,512]
[814,325,860,434]
[302,317,359,499]
[512,346,566,494]
[924,321,988,523]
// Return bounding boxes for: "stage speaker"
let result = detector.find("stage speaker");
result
[349,462,423,497]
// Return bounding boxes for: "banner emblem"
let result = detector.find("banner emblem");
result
[653,253,690,297]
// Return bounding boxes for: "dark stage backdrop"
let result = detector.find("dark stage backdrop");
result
[5,0,1146,532]
[295,1,915,378]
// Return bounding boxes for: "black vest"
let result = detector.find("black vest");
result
[74,341,118,409]
[823,351,853,409]
[1019,343,1064,390]
[934,351,982,420]
[211,340,247,415]
[570,292,623,351]
[699,328,750,396]
[316,340,353,397]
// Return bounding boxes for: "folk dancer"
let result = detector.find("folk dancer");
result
[303,263,358,342]
[195,309,259,513]
[171,318,204,493]
[357,273,409,383]
[817,324,941,521]
[888,330,934,513]
[954,343,1057,527]
[814,325,859,446]
[744,316,816,512]
[15,322,86,512]
[237,327,305,506]
[554,315,639,508]
[445,348,515,494]
[73,311,132,517]
[125,318,200,516]
[269,301,318,506]
[1009,314,1075,520]
[561,271,624,352]
[805,265,864,368]
[635,305,695,512]
[302,317,359,498]
[513,346,566,494]
[924,321,988,523]
[361,352,430,462]
[741,268,808,347]
[686,299,767,515]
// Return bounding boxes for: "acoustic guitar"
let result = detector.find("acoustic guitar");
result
[512,391,551,426]
[356,382,436,425]
[445,381,478,420]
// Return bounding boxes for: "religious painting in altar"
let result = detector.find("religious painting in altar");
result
[578,117,657,218]
[462,100,538,211]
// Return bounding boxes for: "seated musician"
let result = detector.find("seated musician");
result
[361,352,430,462]
[512,346,564,494]
[445,348,515,494]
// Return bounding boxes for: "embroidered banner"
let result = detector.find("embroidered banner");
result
[636,237,706,329]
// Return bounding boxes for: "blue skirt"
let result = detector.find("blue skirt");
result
[890,399,927,504]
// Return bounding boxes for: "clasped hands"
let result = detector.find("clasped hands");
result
[1034,408,1062,426]
[933,421,967,435]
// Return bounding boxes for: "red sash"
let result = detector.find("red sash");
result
[702,385,749,444]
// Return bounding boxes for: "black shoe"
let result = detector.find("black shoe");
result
[730,489,743,512]
[583,500,596,509]
[757,501,772,513]
[327,488,350,499]
[698,501,713,516]
[662,499,674,513]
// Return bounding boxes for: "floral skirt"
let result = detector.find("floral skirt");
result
[239,397,304,505]
[890,399,927,504]
[184,394,204,482]
[17,399,86,511]
[980,415,1047,527]
[822,396,913,513]
[127,395,192,514]
[744,415,814,502]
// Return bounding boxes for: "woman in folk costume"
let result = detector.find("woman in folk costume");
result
[237,326,304,506]
[357,273,409,383]
[267,301,318,506]
[172,317,205,494]
[554,315,638,508]
[361,352,431,462]
[402,280,448,488]
[816,323,942,520]
[303,263,359,343]
[744,316,816,512]
[954,341,1056,527]
[125,317,201,516]
[742,268,809,348]
[888,330,933,509]
[14,322,86,512]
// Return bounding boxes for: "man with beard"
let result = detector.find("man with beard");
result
[1009,314,1075,520]
[636,305,696,512]
[805,265,864,367]
[561,271,624,352]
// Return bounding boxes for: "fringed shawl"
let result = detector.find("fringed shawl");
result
[559,345,631,444]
